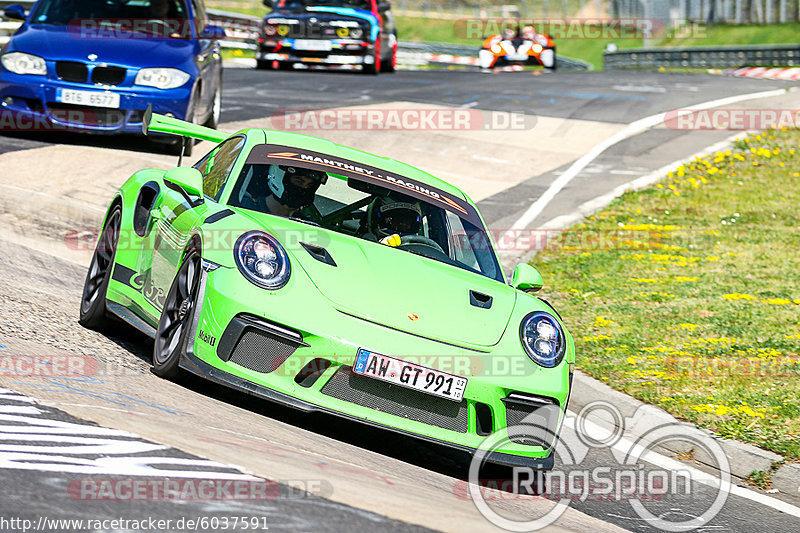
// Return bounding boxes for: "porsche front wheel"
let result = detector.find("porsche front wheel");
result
[153,248,202,378]
[79,206,121,330]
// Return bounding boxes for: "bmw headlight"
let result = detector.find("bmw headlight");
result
[520,312,565,368]
[134,68,190,90]
[234,231,290,290]
[350,27,363,39]
[1,52,47,75]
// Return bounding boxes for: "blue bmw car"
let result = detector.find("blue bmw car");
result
[0,0,224,154]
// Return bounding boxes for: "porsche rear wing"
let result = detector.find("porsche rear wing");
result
[142,105,228,144]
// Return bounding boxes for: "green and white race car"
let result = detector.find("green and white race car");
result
[80,110,574,468]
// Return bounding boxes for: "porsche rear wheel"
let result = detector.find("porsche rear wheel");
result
[79,206,121,330]
[153,247,202,379]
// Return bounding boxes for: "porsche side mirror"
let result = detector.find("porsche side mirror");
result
[377,2,391,11]
[262,0,274,8]
[165,167,204,199]
[512,263,543,293]
[199,25,226,40]
[3,4,27,20]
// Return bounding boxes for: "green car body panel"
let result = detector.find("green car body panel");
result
[93,111,575,467]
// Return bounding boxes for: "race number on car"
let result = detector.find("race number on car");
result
[353,348,468,402]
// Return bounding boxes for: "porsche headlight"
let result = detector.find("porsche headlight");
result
[134,68,190,90]
[234,231,290,290]
[520,312,565,368]
[1,52,47,75]
[350,27,363,39]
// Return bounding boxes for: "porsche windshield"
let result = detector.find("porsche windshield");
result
[227,160,503,283]
[30,0,190,33]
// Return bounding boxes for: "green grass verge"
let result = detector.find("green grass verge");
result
[532,127,800,459]
[395,17,800,70]
[394,15,645,70]
[659,22,800,48]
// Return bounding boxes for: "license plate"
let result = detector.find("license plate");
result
[353,349,468,402]
[293,39,332,51]
[56,89,120,109]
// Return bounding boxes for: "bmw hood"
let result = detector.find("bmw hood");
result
[7,24,195,68]
[280,225,516,348]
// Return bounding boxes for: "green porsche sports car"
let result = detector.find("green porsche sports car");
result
[80,110,574,468]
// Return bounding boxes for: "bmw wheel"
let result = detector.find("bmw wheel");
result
[79,206,121,330]
[204,77,221,131]
[153,246,201,378]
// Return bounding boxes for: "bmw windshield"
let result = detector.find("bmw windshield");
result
[226,145,504,283]
[29,0,191,38]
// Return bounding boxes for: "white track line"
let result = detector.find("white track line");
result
[507,87,795,236]
[571,416,800,519]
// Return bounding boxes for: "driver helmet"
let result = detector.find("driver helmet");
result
[521,26,536,40]
[267,165,327,209]
[367,194,423,240]
[502,27,516,40]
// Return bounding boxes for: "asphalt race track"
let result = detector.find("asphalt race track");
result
[1,67,799,533]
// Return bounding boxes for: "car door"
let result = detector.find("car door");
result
[148,136,246,311]
[190,0,221,121]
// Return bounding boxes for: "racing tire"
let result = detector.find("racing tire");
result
[153,246,202,379]
[363,36,381,75]
[381,40,397,73]
[546,47,557,71]
[79,205,121,330]
[203,77,221,131]
[256,59,274,70]
[277,62,293,71]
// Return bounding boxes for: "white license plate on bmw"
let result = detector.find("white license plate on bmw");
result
[293,39,332,51]
[353,348,468,402]
[56,88,120,109]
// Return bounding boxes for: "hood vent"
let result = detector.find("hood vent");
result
[300,242,337,267]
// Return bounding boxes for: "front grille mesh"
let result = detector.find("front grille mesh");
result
[55,61,88,82]
[505,401,560,447]
[92,66,126,86]
[228,330,297,374]
[321,368,468,433]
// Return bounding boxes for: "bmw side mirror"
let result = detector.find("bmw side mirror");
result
[262,0,274,8]
[377,2,391,11]
[512,263,543,293]
[165,167,204,199]
[3,4,27,20]
[199,25,226,40]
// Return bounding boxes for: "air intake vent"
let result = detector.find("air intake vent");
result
[503,393,560,448]
[321,368,468,432]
